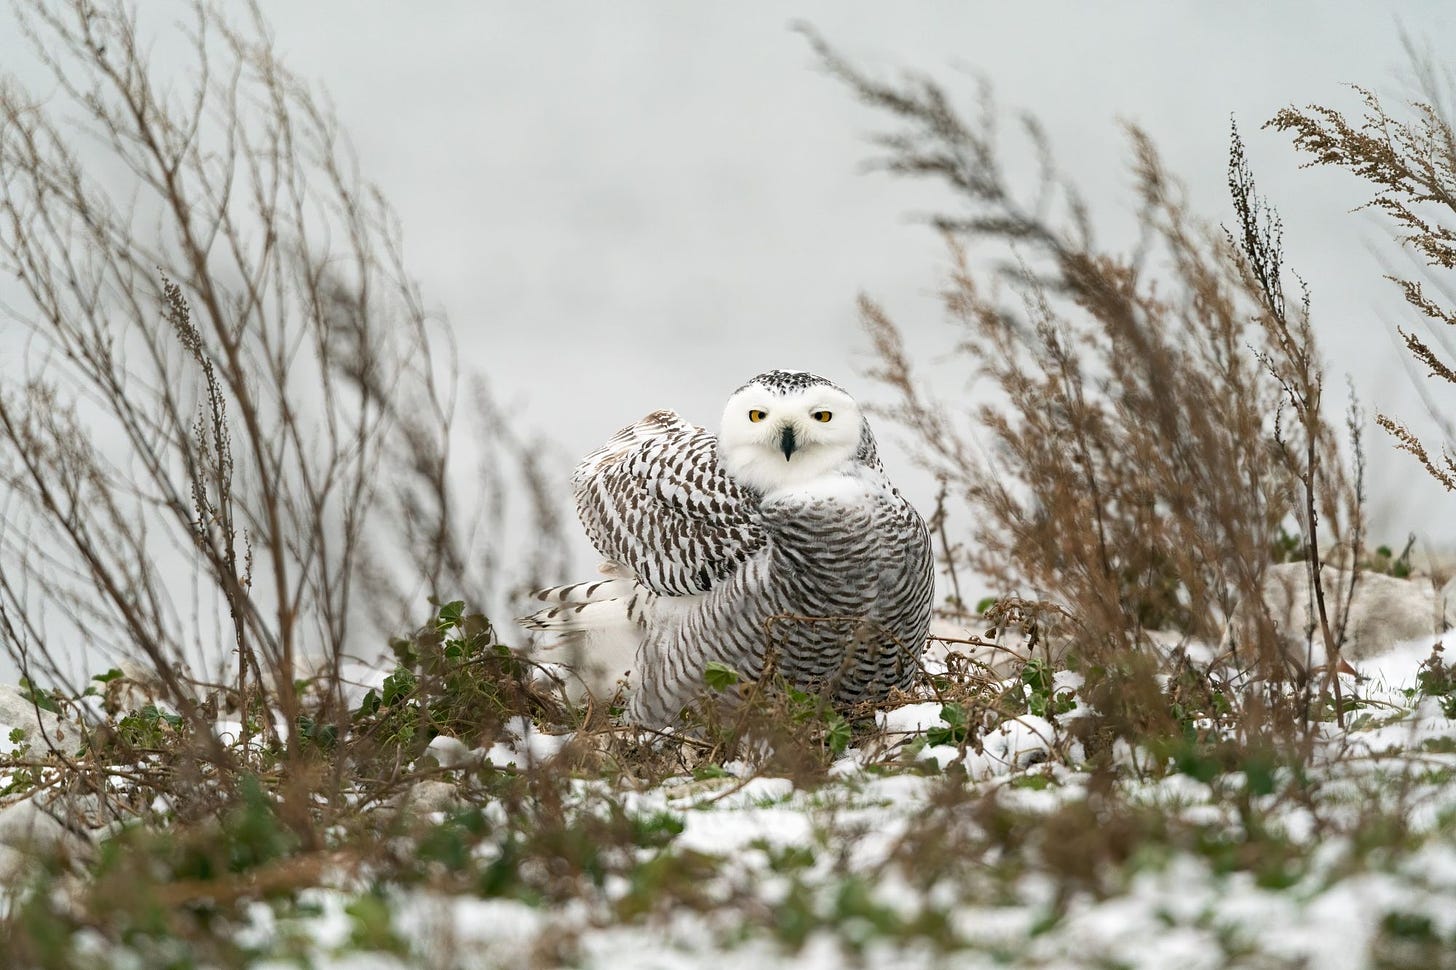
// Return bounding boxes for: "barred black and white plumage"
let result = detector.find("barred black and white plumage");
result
[520,370,934,728]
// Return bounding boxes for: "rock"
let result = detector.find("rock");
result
[401,780,464,815]
[0,791,97,881]
[1247,564,1440,665]
[0,682,82,749]
[0,797,79,852]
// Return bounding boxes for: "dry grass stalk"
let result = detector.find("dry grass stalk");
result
[1271,78,1456,493]
[806,30,1362,743]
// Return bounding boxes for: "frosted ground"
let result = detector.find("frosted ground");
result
[4,615,1456,969]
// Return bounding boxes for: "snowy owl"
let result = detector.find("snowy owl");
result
[522,370,934,727]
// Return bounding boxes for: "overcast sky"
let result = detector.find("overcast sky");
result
[2,3,1455,682]
[244,1,1456,540]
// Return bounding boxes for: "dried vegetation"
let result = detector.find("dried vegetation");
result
[0,9,1455,968]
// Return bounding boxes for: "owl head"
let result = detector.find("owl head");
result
[717,370,871,494]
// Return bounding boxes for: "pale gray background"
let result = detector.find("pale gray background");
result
[2,2,1454,682]
[245,1,1456,539]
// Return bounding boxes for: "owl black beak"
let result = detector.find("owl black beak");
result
[779,425,797,461]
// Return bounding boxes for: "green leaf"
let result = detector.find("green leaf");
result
[382,669,416,707]
[693,764,731,781]
[975,596,999,614]
[1021,659,1053,694]
[417,820,470,871]
[436,600,466,630]
[631,810,685,848]
[7,727,26,744]
[763,844,816,873]
[356,688,381,718]
[91,668,124,684]
[1243,753,1278,797]
[1171,739,1221,783]
[1011,773,1052,790]
[297,715,338,750]
[703,661,741,692]
[140,704,184,729]
[1382,912,1436,942]
[825,715,852,755]
[17,678,60,715]
[926,702,968,746]
[345,891,404,953]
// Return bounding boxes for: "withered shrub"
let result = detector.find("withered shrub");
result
[1271,76,1456,492]
[0,0,565,837]
[805,32,1363,740]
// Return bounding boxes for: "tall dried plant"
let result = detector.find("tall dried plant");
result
[806,32,1360,731]
[0,0,564,774]
[1271,74,1456,493]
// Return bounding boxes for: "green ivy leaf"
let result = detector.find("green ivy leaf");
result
[382,669,417,707]
[436,600,466,631]
[703,662,741,692]
[927,702,968,746]
[18,678,60,715]
[356,688,381,717]
[825,714,852,755]
[1021,659,1053,694]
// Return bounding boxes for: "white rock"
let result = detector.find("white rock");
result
[1245,563,1440,665]
[0,797,77,852]
[0,682,81,748]
[0,790,99,882]
[401,780,463,815]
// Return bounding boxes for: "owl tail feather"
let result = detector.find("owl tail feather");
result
[517,569,646,702]
[522,577,637,616]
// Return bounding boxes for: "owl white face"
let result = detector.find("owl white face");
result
[718,374,864,494]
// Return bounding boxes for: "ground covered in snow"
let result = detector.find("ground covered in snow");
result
[3,614,1456,969]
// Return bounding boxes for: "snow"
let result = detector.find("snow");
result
[876,701,944,735]
[5,621,1456,967]
[675,806,811,856]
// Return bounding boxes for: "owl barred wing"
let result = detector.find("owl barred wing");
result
[572,410,764,596]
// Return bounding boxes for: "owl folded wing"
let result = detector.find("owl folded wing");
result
[571,410,764,596]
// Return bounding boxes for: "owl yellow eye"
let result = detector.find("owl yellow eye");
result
[812,410,832,423]
[748,409,767,423]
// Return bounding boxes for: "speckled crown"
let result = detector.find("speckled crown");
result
[736,370,844,395]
